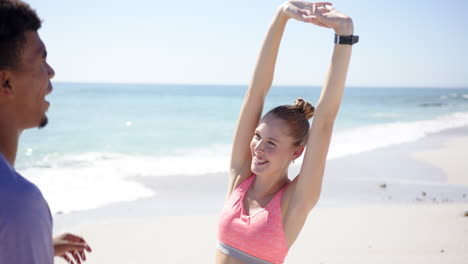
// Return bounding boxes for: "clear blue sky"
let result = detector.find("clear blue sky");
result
[29,0,468,87]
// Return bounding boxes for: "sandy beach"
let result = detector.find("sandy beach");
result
[54,204,468,264]
[53,127,468,264]
[412,136,468,186]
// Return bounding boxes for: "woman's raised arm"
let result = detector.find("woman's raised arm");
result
[227,2,331,196]
[285,4,355,236]
[228,9,287,196]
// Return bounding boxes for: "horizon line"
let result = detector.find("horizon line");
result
[51,80,468,89]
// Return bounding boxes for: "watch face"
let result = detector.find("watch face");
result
[342,36,352,44]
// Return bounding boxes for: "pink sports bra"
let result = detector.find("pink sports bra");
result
[218,175,290,264]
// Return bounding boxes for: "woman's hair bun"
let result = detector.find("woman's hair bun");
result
[294,98,315,119]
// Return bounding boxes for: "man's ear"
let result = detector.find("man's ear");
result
[0,70,14,103]
[293,145,305,160]
[0,70,13,94]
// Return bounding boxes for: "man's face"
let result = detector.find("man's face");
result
[9,30,55,130]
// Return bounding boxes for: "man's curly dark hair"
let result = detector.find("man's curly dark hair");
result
[0,0,42,69]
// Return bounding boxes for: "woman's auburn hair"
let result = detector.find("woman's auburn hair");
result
[264,98,315,146]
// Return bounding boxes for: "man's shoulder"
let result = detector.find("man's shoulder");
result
[0,157,37,192]
[0,153,16,180]
[0,155,46,212]
[0,157,54,264]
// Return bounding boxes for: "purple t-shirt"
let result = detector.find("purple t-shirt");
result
[0,153,53,264]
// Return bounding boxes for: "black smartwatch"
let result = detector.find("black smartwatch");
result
[334,34,359,45]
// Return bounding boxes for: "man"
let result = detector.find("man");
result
[0,0,92,263]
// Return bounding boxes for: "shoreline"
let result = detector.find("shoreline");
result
[133,125,468,208]
[53,125,468,222]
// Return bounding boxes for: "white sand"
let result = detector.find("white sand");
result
[288,203,468,264]
[411,136,468,186]
[55,204,468,264]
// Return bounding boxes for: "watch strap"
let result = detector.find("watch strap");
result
[334,34,359,45]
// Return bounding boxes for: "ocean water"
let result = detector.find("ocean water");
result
[16,83,468,213]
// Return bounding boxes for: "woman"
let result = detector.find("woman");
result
[217,1,357,263]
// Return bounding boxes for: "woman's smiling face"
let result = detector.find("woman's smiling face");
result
[250,114,302,177]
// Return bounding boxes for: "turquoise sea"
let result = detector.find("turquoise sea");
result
[16,83,468,213]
